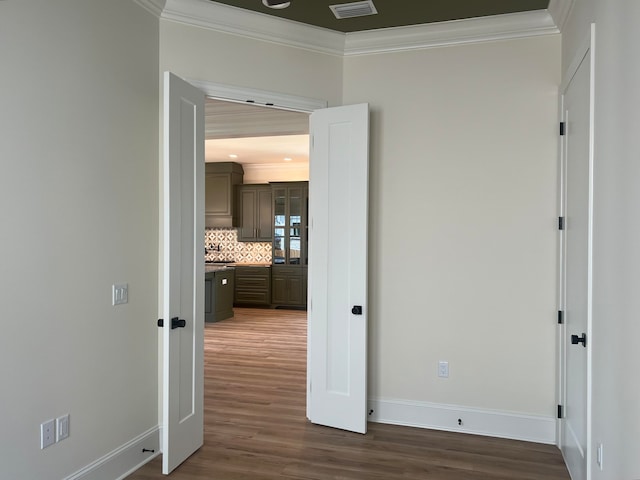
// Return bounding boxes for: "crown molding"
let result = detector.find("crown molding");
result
[133,0,166,17]
[160,0,561,57]
[344,10,559,56]
[547,0,574,32]
[243,163,309,172]
[162,0,345,56]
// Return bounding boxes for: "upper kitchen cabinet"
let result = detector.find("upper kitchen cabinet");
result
[205,162,244,228]
[272,182,308,266]
[237,184,273,242]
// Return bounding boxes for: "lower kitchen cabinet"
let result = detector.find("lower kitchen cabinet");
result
[271,266,307,308]
[234,266,271,306]
[205,268,235,322]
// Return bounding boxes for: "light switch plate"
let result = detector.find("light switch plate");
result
[56,414,70,442]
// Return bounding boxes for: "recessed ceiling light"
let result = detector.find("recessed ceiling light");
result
[284,157,293,162]
[262,0,291,9]
[229,154,238,159]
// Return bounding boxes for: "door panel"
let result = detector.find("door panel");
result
[162,72,205,474]
[308,103,369,434]
[257,187,273,240]
[560,28,594,480]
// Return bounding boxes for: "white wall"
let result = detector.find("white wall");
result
[0,1,160,478]
[343,36,561,416]
[562,1,640,478]
[159,21,344,107]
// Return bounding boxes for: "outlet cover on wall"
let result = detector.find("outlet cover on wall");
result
[438,361,449,378]
[40,419,55,449]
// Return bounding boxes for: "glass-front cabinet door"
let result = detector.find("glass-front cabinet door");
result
[289,186,302,265]
[273,187,287,264]
[271,182,308,266]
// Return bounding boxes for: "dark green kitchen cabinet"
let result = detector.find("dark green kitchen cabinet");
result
[205,268,235,322]
[272,182,308,266]
[205,162,243,228]
[271,182,308,308]
[237,184,273,242]
[271,266,307,308]
[234,266,271,306]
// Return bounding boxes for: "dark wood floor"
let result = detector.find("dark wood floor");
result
[127,308,570,479]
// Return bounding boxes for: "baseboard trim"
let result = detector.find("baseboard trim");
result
[369,398,556,445]
[64,426,160,480]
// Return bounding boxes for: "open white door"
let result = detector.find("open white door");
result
[307,103,369,434]
[161,72,205,474]
[559,25,594,480]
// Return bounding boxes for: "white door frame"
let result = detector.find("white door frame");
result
[179,79,328,401]
[557,23,595,479]
[187,78,328,113]
[186,79,370,432]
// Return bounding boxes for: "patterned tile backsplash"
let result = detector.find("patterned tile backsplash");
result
[205,228,272,263]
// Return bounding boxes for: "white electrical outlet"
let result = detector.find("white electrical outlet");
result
[56,414,70,442]
[112,283,128,305]
[438,361,449,378]
[40,419,55,449]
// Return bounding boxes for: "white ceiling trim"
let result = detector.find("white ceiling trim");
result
[242,163,309,173]
[161,0,561,57]
[133,0,166,17]
[344,10,560,56]
[547,0,574,32]
[162,0,345,56]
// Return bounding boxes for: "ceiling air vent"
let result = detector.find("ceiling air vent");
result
[329,0,378,20]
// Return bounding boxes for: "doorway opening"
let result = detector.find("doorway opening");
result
[203,96,312,429]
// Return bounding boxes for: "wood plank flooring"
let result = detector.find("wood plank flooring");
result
[127,308,570,480]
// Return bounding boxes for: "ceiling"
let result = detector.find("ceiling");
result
[205,99,309,165]
[206,0,550,33]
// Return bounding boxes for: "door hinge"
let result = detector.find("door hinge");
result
[560,122,565,136]
[557,310,564,324]
[558,216,565,230]
[557,404,564,419]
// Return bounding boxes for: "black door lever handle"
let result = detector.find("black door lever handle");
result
[571,333,587,347]
[171,317,186,329]
[157,318,187,329]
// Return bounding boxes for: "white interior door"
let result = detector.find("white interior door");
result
[560,26,594,480]
[162,71,205,474]
[307,103,369,434]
